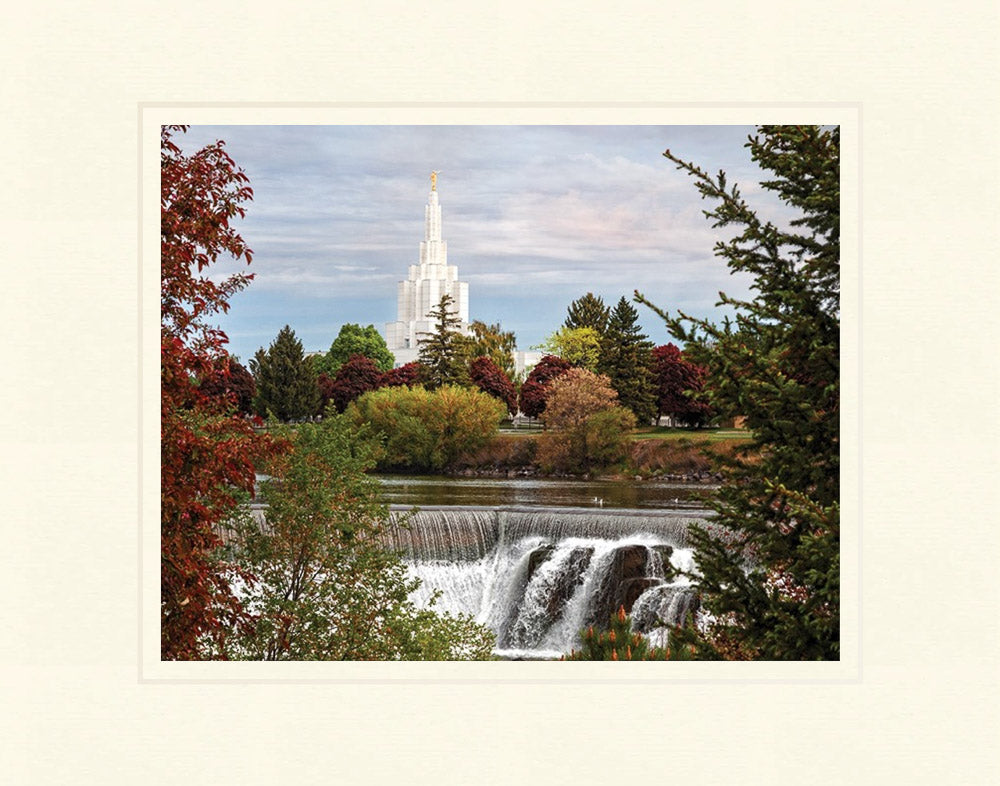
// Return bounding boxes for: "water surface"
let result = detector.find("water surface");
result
[378,474,714,511]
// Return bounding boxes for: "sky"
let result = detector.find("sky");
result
[173,125,796,364]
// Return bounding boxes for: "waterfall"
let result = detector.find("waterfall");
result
[399,506,703,658]
[386,508,499,561]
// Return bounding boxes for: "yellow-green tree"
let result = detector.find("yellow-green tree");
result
[536,326,602,371]
[346,384,505,471]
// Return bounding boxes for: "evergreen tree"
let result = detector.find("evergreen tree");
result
[563,606,669,661]
[637,125,840,660]
[417,294,469,389]
[598,297,656,425]
[250,325,320,422]
[564,292,610,333]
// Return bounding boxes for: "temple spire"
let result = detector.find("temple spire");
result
[384,175,468,364]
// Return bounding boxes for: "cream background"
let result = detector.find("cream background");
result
[2,2,998,783]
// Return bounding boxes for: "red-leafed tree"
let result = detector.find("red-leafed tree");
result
[468,356,518,416]
[199,357,256,416]
[329,353,383,413]
[161,125,285,660]
[317,372,336,415]
[651,343,712,427]
[519,354,571,419]
[380,361,425,388]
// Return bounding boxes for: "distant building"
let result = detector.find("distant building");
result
[384,175,469,367]
[384,175,543,379]
[513,350,543,380]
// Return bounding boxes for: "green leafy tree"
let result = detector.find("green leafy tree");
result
[250,325,321,422]
[536,368,636,473]
[536,326,602,371]
[563,292,610,333]
[225,416,495,660]
[320,323,395,376]
[598,297,656,425]
[636,124,840,660]
[346,384,505,472]
[417,294,469,389]
[467,320,517,379]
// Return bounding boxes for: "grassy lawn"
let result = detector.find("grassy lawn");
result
[630,426,752,443]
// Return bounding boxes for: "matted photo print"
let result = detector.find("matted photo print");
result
[153,120,847,671]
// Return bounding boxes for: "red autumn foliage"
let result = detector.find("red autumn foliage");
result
[199,356,256,416]
[468,355,518,416]
[651,343,713,427]
[380,361,425,388]
[329,354,383,412]
[161,125,286,660]
[317,372,337,415]
[518,354,571,418]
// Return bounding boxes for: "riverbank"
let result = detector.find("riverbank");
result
[443,430,751,482]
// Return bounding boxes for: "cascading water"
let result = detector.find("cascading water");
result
[389,506,703,659]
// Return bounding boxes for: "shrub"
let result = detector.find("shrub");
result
[535,368,636,473]
[347,384,505,471]
[454,433,539,470]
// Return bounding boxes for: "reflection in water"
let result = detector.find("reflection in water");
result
[377,474,714,511]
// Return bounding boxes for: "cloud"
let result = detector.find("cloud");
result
[174,125,798,360]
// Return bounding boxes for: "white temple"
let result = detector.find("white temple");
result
[384,173,542,377]
[384,173,469,367]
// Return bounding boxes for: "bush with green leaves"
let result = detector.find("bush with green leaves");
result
[346,384,505,472]
[223,416,495,660]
